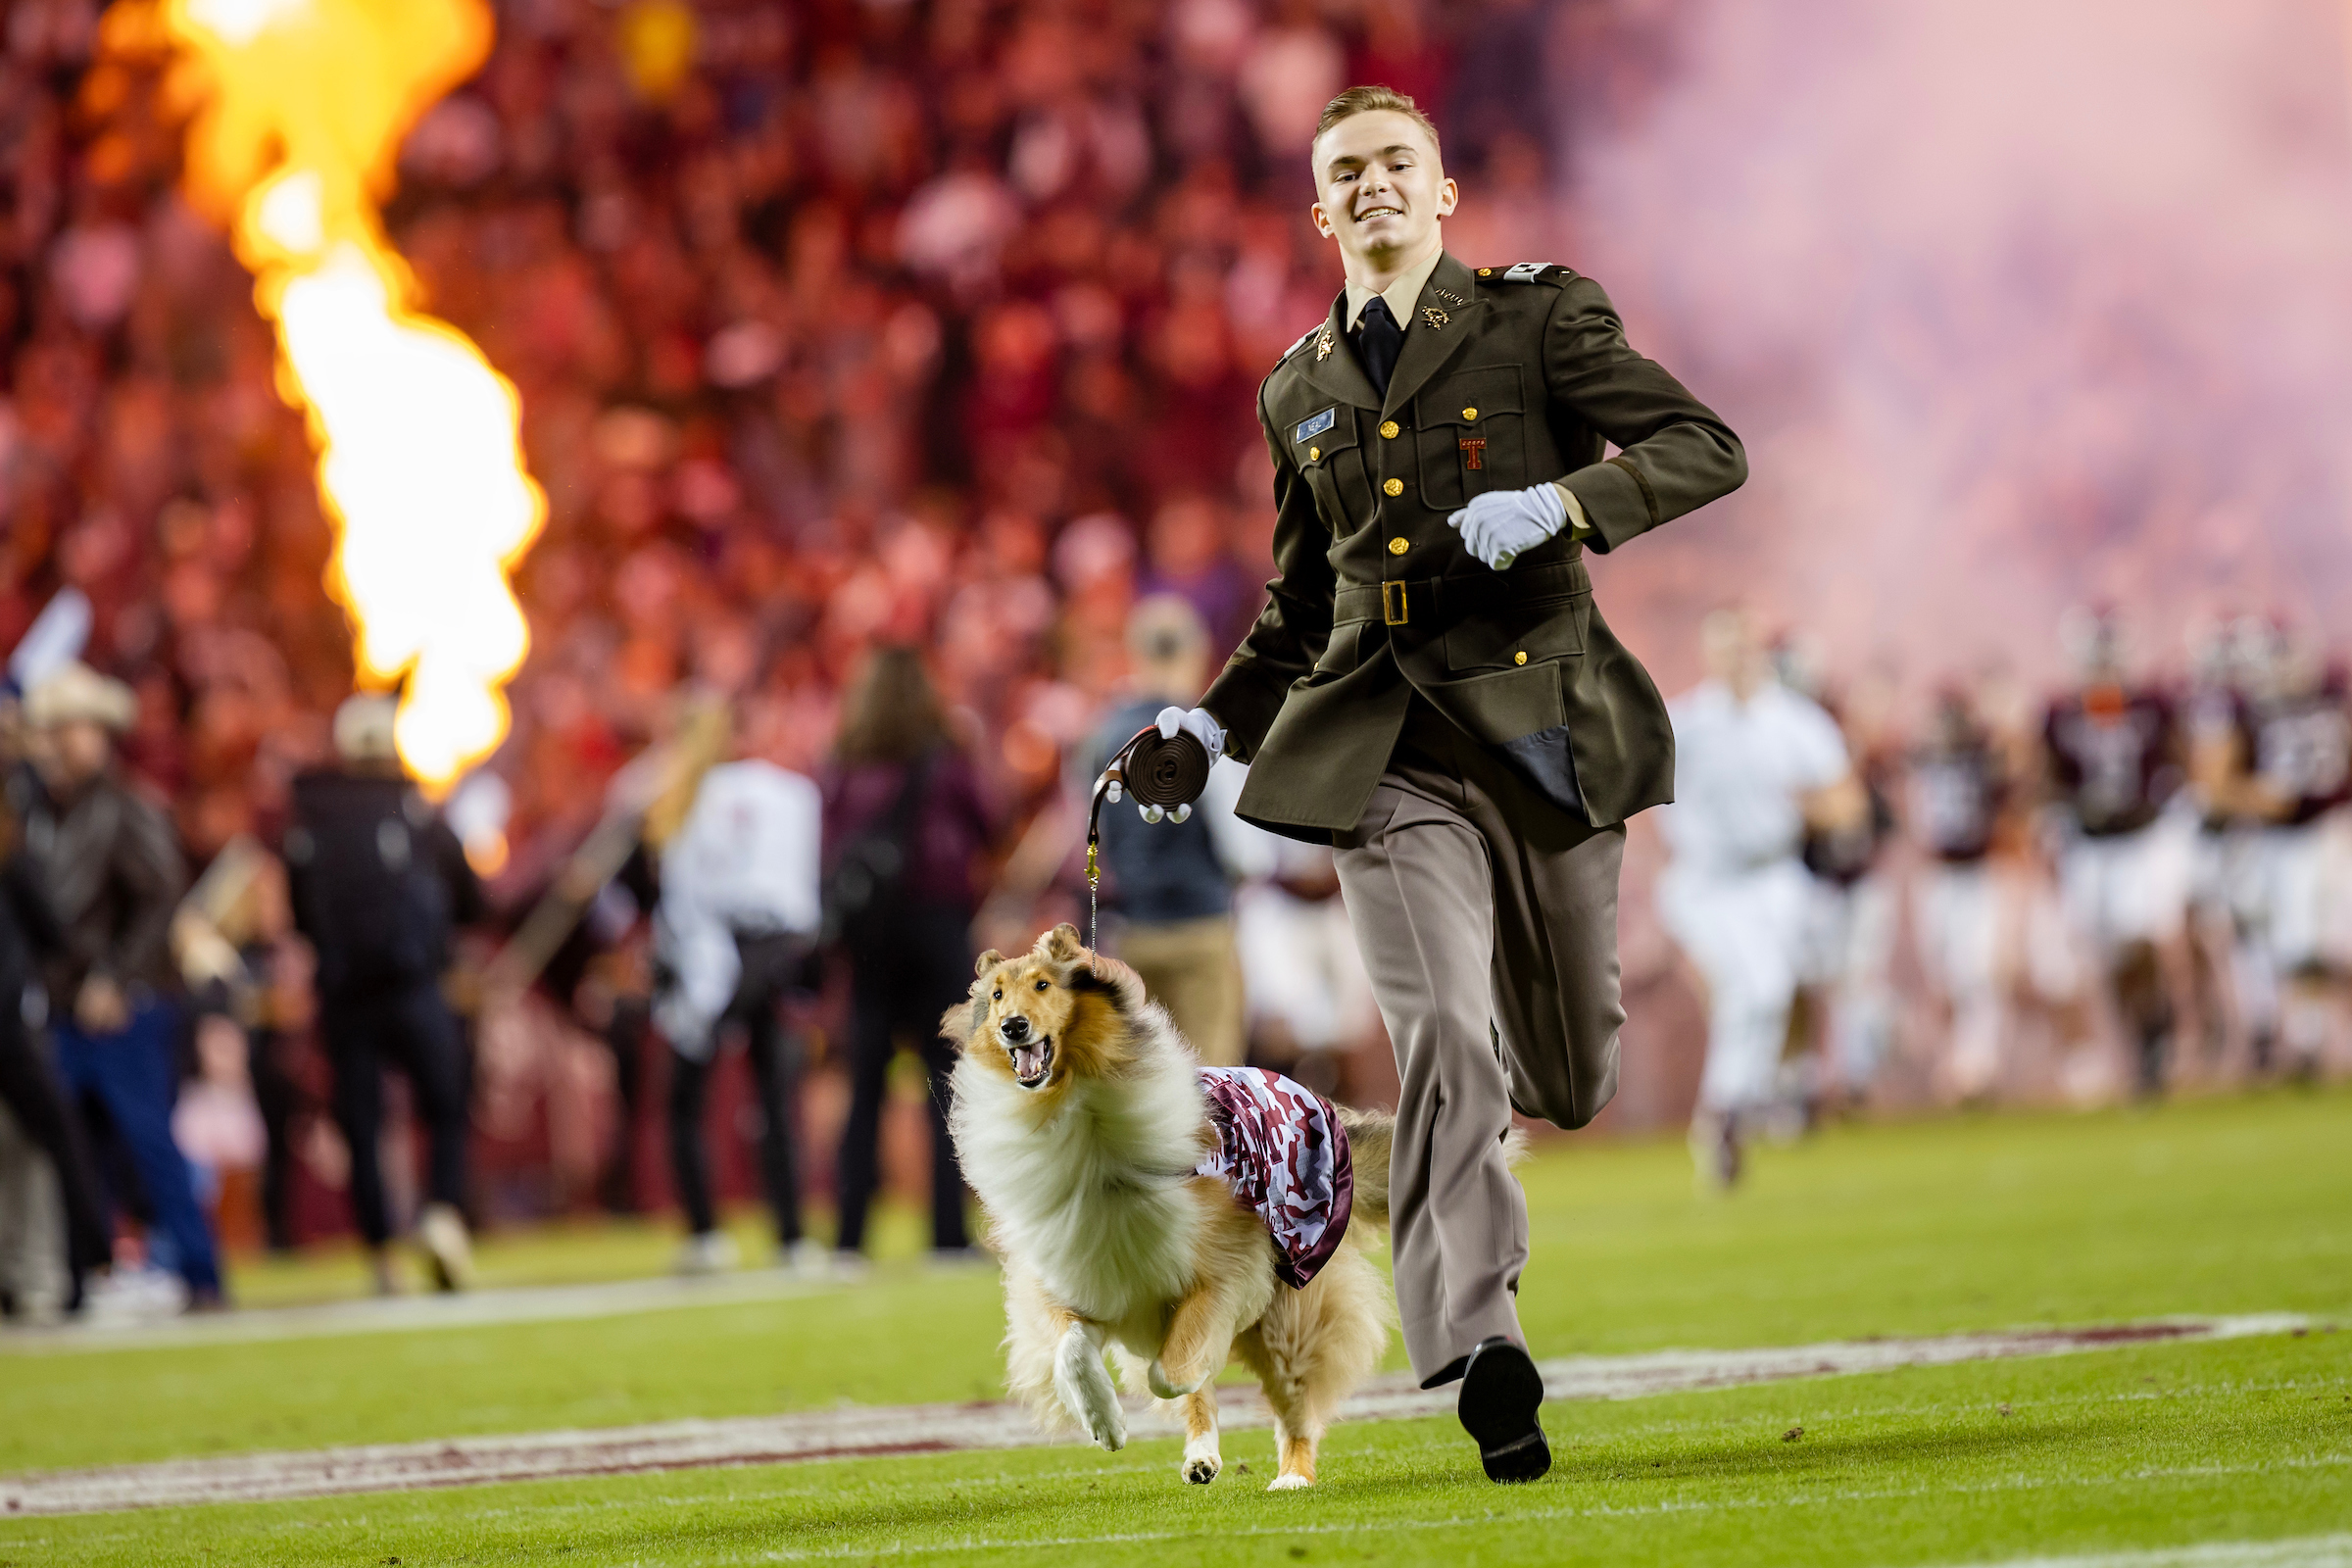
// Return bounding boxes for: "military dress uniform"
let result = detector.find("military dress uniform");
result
[1200,249,1744,1384]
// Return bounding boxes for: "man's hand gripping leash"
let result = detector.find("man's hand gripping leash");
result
[1082,707,1221,949]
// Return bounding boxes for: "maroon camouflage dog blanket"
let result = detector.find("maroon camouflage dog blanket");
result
[1194,1065,1354,1288]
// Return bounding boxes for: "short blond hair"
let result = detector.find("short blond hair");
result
[1313,85,1443,158]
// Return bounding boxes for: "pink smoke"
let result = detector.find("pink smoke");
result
[1563,0,2352,696]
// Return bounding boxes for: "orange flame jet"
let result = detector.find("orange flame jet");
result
[167,0,545,794]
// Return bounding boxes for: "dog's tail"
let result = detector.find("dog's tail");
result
[1339,1106,1530,1231]
[1339,1106,1394,1227]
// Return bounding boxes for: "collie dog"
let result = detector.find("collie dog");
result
[944,923,1395,1490]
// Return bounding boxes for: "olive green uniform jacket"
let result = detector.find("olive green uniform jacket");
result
[1201,252,1746,840]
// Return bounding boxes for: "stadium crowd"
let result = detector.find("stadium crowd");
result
[0,0,2345,1319]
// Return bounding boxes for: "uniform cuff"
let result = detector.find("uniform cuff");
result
[1555,458,1654,553]
[1549,482,1591,540]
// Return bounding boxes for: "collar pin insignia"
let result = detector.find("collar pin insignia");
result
[1315,323,1335,362]
[1422,306,1449,328]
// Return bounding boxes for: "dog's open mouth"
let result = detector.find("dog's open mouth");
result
[1009,1038,1054,1088]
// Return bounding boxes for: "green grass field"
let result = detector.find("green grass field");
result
[3,1087,2348,1565]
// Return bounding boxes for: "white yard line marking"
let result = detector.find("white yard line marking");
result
[0,1268,860,1356]
[1934,1534,2352,1568]
[0,1313,2325,1517]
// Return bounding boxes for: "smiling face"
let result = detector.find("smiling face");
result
[951,923,1135,1094]
[1309,108,1456,274]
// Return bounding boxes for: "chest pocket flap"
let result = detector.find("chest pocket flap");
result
[1289,404,1368,532]
[1413,368,1526,509]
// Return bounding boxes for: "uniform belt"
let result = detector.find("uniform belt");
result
[1333,560,1590,627]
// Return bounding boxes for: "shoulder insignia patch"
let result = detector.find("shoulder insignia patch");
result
[1277,325,1318,366]
[1489,262,1574,285]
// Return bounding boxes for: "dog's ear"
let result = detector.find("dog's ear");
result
[1084,952,1147,1009]
[943,995,985,1049]
[1041,922,1083,961]
[973,950,1003,979]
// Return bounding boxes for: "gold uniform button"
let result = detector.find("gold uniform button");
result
[1307,446,1320,461]
[1388,537,1409,556]
[1383,477,1404,497]
[1379,420,1400,439]
[1478,268,1493,276]
[1515,652,1528,665]
[1462,407,1478,421]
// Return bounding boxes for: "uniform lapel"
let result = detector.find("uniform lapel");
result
[1381,252,1485,419]
[1294,289,1381,413]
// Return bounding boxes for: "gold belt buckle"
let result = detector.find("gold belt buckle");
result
[1381,580,1408,626]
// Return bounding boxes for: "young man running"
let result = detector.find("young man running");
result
[1150,86,1746,1481]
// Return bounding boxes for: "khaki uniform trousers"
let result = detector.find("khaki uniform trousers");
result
[1115,914,1246,1067]
[1333,702,1625,1383]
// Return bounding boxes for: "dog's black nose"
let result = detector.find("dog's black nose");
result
[1001,1015,1031,1042]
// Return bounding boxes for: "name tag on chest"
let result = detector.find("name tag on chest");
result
[1295,408,1337,444]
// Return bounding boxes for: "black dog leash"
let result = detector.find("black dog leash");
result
[1085,725,1212,951]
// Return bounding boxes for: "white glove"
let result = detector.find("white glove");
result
[1155,705,1225,762]
[1447,484,1568,571]
[1134,706,1224,824]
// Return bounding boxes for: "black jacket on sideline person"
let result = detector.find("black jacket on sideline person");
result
[283,764,484,1254]
[284,768,483,1004]
[0,792,114,1290]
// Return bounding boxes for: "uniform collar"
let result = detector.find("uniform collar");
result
[1378,251,1484,418]
[1291,251,1483,417]
[1344,245,1446,333]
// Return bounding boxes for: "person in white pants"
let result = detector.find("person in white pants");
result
[1909,687,2013,1101]
[1658,610,1857,1187]
[2043,612,2192,1098]
[2234,635,2352,1078]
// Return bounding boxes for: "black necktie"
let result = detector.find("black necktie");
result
[1356,295,1403,401]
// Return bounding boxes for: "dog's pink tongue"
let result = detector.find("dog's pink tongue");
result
[1013,1043,1046,1079]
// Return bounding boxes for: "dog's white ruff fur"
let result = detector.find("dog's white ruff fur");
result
[950,998,1208,1326]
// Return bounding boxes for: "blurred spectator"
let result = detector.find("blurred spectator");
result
[821,648,987,1260]
[1656,612,1855,1190]
[2042,612,2191,1098]
[284,696,481,1294]
[21,662,215,1304]
[1911,685,2016,1101]
[1229,831,1376,1098]
[1794,666,1900,1111]
[0,754,111,1314]
[1141,494,1255,655]
[530,836,658,1217]
[1087,597,1251,1067]
[168,835,295,1250]
[651,732,824,1275]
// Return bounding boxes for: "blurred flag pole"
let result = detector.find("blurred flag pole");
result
[3,587,92,699]
[477,701,732,1001]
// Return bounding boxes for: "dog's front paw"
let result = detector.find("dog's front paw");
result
[1088,1407,1127,1451]
[1266,1471,1313,1492]
[1054,1323,1124,1449]
[1181,1432,1221,1484]
[1148,1357,1201,1399]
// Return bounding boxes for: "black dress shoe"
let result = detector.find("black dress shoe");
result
[1457,1337,1550,1483]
